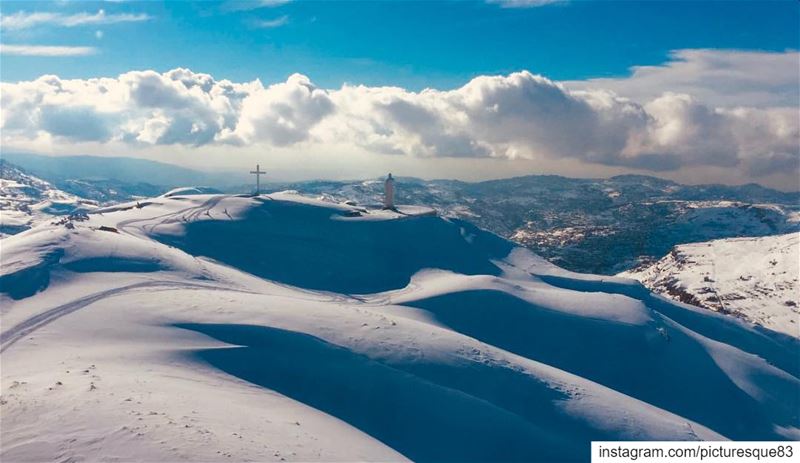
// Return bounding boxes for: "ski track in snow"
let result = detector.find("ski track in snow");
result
[0,279,253,353]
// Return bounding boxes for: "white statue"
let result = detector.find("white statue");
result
[384,173,395,209]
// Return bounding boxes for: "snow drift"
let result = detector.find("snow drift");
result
[1,192,798,462]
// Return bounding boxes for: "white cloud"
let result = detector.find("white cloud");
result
[486,0,565,8]
[221,0,292,12]
[0,50,797,184]
[223,73,333,145]
[253,15,289,28]
[0,44,97,56]
[218,74,334,146]
[0,9,150,31]
[565,49,799,108]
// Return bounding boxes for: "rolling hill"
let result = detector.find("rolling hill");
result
[1,192,798,462]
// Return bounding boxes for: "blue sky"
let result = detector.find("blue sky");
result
[0,1,798,190]
[1,0,797,88]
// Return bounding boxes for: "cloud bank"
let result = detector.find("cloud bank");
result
[1,50,797,181]
[566,49,799,108]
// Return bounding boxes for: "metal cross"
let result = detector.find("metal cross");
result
[250,163,266,195]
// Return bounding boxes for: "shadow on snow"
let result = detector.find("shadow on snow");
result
[173,323,612,463]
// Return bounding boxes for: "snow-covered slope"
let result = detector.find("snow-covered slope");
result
[621,233,800,338]
[1,193,798,462]
[0,161,97,237]
[287,176,800,274]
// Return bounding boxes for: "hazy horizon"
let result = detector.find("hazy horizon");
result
[4,149,800,194]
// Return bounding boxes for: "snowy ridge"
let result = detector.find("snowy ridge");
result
[621,233,800,338]
[1,192,798,462]
[0,161,97,237]
[286,176,800,274]
[161,186,223,198]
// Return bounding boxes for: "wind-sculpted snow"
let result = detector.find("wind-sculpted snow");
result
[1,192,797,462]
[0,218,205,300]
[151,195,511,294]
[531,272,800,379]
[161,186,223,198]
[402,288,795,441]
[173,323,576,462]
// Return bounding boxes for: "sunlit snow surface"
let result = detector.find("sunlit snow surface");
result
[1,193,798,462]
[621,233,800,338]
[0,161,97,238]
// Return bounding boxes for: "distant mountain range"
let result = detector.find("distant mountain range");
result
[2,153,799,275]
[283,175,800,274]
[1,152,246,193]
[0,160,98,237]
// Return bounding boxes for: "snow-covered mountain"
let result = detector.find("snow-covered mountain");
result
[286,175,800,274]
[3,152,244,193]
[0,161,98,238]
[6,154,799,274]
[621,233,800,338]
[2,192,798,462]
